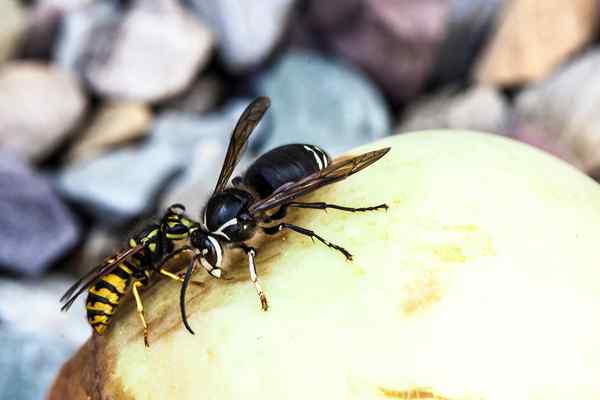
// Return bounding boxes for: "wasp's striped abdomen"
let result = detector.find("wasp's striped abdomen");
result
[85,227,161,335]
[85,260,136,334]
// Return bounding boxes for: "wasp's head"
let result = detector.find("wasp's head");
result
[190,229,223,278]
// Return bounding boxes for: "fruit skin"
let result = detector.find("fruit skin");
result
[50,131,600,400]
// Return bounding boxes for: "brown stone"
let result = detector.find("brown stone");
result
[68,102,152,162]
[475,0,599,86]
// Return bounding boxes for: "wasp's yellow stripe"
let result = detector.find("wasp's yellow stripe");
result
[88,315,109,324]
[89,287,120,304]
[100,274,127,294]
[93,324,108,334]
[118,263,133,275]
[165,232,188,240]
[87,302,115,314]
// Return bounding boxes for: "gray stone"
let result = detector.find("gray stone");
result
[514,48,600,173]
[0,276,89,347]
[0,324,78,400]
[152,98,272,154]
[56,144,183,223]
[84,0,214,102]
[163,75,225,115]
[253,51,391,155]
[397,85,509,135]
[0,0,25,64]
[0,152,80,276]
[0,62,87,162]
[54,1,118,72]
[189,0,296,72]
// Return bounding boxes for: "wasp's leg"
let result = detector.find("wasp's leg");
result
[131,281,150,347]
[262,223,353,261]
[159,267,203,286]
[237,243,268,311]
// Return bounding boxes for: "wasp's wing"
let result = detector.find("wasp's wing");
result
[59,244,144,311]
[249,147,390,214]
[213,97,271,194]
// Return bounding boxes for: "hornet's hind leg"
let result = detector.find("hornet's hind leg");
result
[263,201,387,223]
[262,223,353,261]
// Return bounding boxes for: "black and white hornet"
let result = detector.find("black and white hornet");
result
[178,96,391,334]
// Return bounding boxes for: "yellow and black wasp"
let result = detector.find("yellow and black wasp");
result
[60,203,205,347]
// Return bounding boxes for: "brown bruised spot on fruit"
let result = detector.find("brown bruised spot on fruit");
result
[378,386,451,399]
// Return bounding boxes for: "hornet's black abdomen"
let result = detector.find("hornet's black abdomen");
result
[243,144,330,199]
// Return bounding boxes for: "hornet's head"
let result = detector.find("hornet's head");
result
[190,229,223,278]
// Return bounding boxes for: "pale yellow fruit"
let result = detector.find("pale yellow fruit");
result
[50,131,600,400]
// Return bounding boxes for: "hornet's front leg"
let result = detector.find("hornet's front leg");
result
[237,243,268,311]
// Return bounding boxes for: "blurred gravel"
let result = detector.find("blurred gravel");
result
[84,0,214,102]
[57,144,183,223]
[0,0,25,63]
[302,0,451,103]
[0,62,87,162]
[68,101,152,162]
[398,85,509,135]
[190,0,296,71]
[54,0,117,72]
[254,51,391,155]
[0,325,79,400]
[0,151,79,275]
[513,48,600,172]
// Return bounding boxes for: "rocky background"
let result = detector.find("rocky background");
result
[1,0,599,398]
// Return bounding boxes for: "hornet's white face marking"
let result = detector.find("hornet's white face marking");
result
[211,218,238,241]
[304,145,326,170]
[206,234,223,268]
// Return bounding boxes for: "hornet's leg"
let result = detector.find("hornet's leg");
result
[262,201,387,223]
[287,201,388,213]
[262,223,353,261]
[238,243,268,311]
[131,281,149,347]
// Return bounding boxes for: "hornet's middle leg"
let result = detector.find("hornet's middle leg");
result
[237,243,268,311]
[262,223,353,261]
